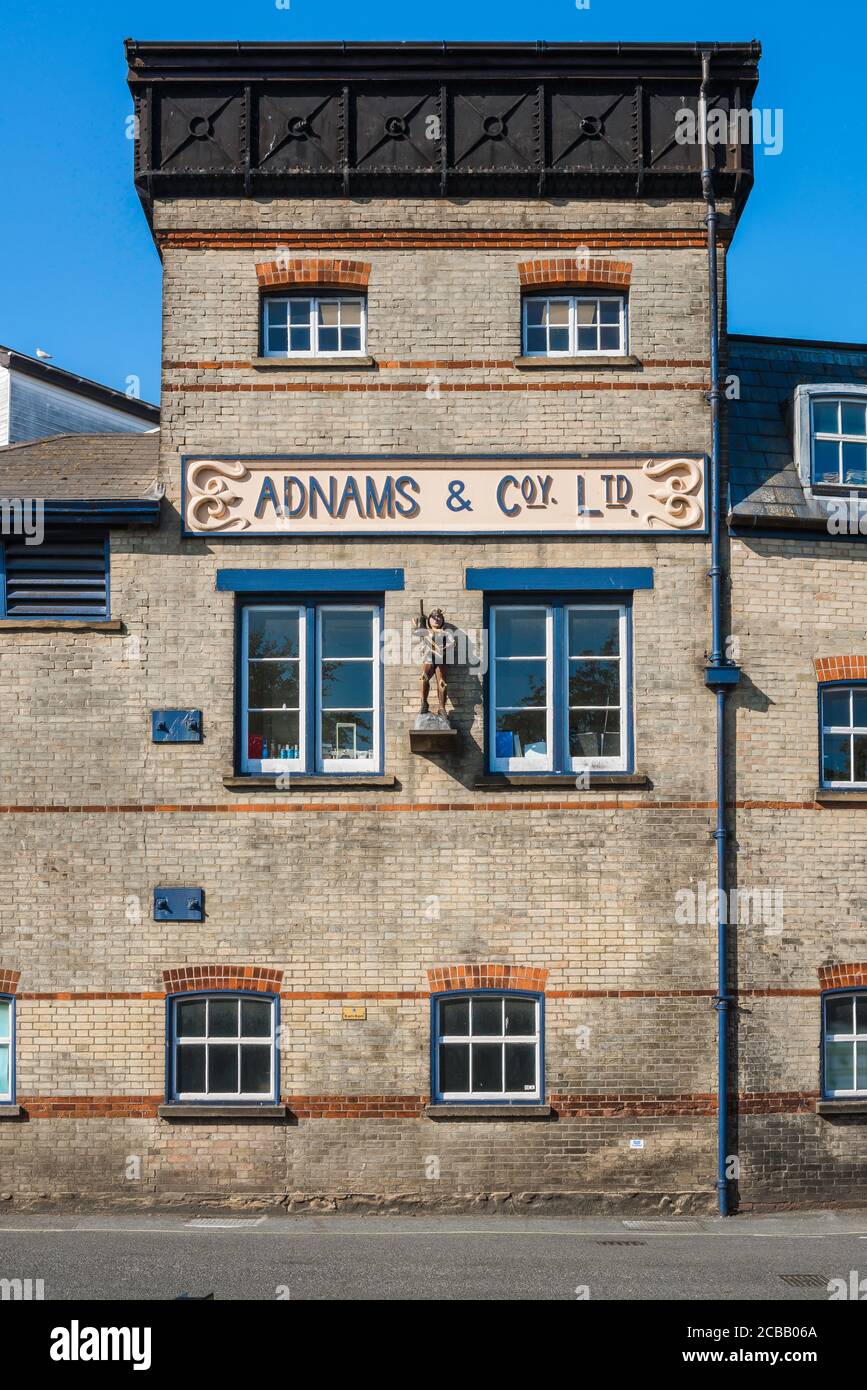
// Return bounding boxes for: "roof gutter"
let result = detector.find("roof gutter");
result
[40,499,162,527]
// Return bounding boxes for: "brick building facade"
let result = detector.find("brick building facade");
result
[0,40,864,1213]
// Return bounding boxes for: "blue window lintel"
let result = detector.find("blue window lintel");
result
[466,567,653,592]
[218,568,404,593]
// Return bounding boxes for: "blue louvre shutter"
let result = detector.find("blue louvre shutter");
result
[2,530,109,618]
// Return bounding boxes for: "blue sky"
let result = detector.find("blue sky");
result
[1,1,864,405]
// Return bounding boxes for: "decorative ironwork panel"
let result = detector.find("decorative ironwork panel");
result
[548,85,637,171]
[156,87,245,173]
[256,87,343,173]
[351,87,440,172]
[645,88,703,172]
[449,87,539,173]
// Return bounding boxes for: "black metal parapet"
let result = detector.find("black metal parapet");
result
[124,39,761,218]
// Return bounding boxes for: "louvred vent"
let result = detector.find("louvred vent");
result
[3,530,108,618]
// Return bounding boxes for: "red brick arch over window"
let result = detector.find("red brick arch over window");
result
[518,257,632,293]
[0,970,20,995]
[255,258,371,292]
[815,657,867,683]
[818,964,867,990]
[427,964,548,994]
[162,966,284,995]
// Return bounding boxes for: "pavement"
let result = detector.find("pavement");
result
[1,1209,867,1300]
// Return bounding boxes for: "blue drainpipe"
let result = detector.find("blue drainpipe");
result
[698,48,741,1217]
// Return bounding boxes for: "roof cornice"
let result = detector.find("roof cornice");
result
[125,38,761,227]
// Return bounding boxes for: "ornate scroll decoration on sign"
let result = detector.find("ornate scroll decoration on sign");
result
[641,457,704,530]
[186,459,251,532]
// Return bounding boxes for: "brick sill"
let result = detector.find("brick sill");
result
[817,1100,867,1117]
[474,773,650,791]
[0,1105,22,1119]
[223,774,398,790]
[426,1104,552,1120]
[0,619,124,633]
[815,788,867,804]
[158,1104,288,1120]
[514,355,642,371]
[251,356,376,371]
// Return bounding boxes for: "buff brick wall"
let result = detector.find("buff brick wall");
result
[723,532,867,1204]
[0,192,859,1211]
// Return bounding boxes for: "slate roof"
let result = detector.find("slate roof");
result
[727,335,867,529]
[0,431,161,500]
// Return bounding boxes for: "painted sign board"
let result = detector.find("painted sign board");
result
[181,454,708,538]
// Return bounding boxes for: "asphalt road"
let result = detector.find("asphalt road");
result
[1,1209,866,1301]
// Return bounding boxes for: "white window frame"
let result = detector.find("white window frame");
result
[316,604,380,774]
[522,293,627,358]
[262,294,367,358]
[437,994,541,1102]
[823,993,867,1098]
[821,685,867,789]
[0,999,12,1103]
[565,603,629,774]
[489,605,555,773]
[241,604,307,776]
[171,994,277,1103]
[794,383,867,498]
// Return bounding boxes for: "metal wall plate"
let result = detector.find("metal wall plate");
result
[151,709,203,743]
[153,888,204,922]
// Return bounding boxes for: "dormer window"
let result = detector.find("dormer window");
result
[812,397,867,488]
[794,384,867,496]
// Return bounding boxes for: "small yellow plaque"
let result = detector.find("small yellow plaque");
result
[342,1006,367,1021]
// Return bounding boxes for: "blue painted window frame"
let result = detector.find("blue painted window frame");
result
[0,995,14,1105]
[165,990,281,1105]
[430,989,545,1106]
[0,530,110,620]
[818,681,867,791]
[821,988,867,1099]
[483,591,635,776]
[236,592,385,777]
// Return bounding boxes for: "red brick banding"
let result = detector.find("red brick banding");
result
[427,964,548,994]
[160,230,717,251]
[255,257,370,291]
[162,966,284,995]
[163,357,709,371]
[18,992,163,1001]
[163,381,711,394]
[818,964,867,990]
[19,1096,163,1119]
[0,800,828,814]
[518,256,632,291]
[0,970,20,995]
[2,986,821,1003]
[13,1090,819,1119]
[815,656,867,683]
